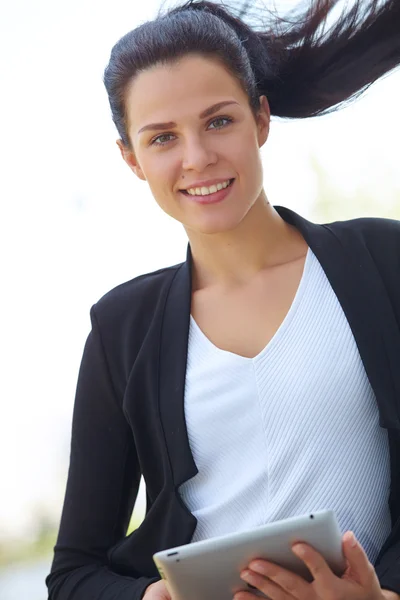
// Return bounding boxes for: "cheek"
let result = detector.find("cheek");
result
[145,158,183,213]
[235,146,263,184]
[140,157,176,196]
[231,130,262,167]
[152,155,180,186]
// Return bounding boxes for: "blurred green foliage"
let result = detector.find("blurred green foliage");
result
[0,513,144,568]
[0,531,56,568]
[309,154,400,222]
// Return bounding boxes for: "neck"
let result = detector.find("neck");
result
[185,193,307,291]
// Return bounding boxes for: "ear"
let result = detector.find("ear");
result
[116,139,147,181]
[256,95,271,148]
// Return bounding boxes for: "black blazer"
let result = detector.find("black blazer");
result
[47,206,400,600]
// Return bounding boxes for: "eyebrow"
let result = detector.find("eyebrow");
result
[137,101,239,135]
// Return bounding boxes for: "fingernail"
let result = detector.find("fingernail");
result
[293,543,306,556]
[348,532,357,547]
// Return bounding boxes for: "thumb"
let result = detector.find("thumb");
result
[342,531,377,588]
[144,580,172,600]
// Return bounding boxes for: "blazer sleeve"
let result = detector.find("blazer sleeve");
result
[46,306,158,600]
[376,544,400,595]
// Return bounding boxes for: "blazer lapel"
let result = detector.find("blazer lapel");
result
[158,248,198,488]
[276,206,400,431]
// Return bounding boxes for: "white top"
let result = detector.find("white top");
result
[179,248,391,565]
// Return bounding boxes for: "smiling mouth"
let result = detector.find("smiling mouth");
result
[180,178,235,195]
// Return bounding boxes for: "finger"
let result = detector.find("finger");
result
[240,569,291,599]
[246,560,311,599]
[235,590,274,600]
[292,542,337,588]
[342,531,378,588]
[234,592,259,600]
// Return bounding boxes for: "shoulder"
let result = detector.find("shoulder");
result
[92,260,184,327]
[325,214,400,236]
[278,205,400,254]
[324,215,400,256]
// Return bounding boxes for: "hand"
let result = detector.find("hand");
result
[143,579,171,600]
[233,530,392,600]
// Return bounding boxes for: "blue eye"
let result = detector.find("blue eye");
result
[150,116,233,146]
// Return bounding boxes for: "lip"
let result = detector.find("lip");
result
[180,178,235,205]
[180,177,234,191]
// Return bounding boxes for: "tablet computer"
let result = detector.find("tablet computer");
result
[153,510,346,600]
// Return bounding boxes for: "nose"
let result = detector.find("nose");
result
[181,136,218,172]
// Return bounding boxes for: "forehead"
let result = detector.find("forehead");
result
[125,54,248,134]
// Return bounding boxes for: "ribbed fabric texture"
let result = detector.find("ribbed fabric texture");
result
[179,248,391,565]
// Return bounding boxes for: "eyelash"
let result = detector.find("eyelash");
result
[150,116,234,147]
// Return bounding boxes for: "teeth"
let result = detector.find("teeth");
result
[187,179,231,196]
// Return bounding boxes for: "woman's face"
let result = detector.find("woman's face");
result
[118,53,270,235]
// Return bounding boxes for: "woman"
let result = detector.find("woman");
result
[46,1,400,599]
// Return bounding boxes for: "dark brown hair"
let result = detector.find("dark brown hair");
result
[103,0,400,148]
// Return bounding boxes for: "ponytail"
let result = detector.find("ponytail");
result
[103,0,400,146]
[250,0,400,117]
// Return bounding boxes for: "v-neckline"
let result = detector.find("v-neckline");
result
[189,247,312,361]
[157,203,400,513]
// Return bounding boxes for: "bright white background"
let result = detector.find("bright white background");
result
[0,0,399,542]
